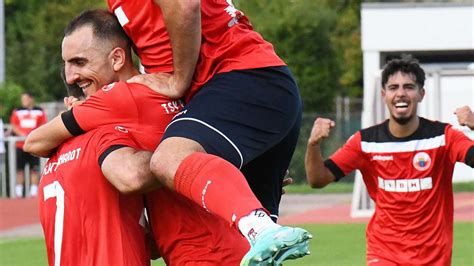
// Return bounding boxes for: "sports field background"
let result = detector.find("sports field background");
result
[0,223,473,265]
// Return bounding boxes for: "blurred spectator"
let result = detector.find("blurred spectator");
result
[9,92,47,197]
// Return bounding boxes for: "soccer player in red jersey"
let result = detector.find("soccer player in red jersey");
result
[39,125,150,266]
[105,2,311,264]
[10,92,47,197]
[305,57,474,266]
[26,9,250,265]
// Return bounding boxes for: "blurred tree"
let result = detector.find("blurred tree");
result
[0,82,22,120]
[328,0,363,98]
[235,0,341,112]
[4,0,104,102]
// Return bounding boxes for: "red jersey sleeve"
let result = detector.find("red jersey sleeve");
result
[62,82,138,136]
[325,132,364,180]
[445,125,474,167]
[94,126,141,166]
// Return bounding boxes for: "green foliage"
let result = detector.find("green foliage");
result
[0,82,22,120]
[235,0,340,112]
[5,0,104,102]
[3,223,473,266]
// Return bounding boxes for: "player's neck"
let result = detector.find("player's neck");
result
[118,66,140,82]
[388,116,420,138]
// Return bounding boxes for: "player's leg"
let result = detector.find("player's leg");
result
[241,109,301,221]
[239,109,310,265]
[15,148,26,197]
[28,154,40,197]
[150,66,311,265]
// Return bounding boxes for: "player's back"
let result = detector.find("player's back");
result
[38,126,149,266]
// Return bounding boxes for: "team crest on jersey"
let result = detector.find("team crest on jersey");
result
[413,152,431,171]
[115,125,128,133]
[102,82,116,92]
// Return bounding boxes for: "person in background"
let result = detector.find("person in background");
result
[305,57,474,265]
[9,92,47,197]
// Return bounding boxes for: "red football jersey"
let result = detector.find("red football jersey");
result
[62,81,249,264]
[10,107,47,148]
[66,81,183,150]
[107,0,285,101]
[326,118,474,265]
[38,126,149,266]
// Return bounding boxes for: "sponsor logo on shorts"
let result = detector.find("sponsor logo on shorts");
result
[413,152,431,171]
[378,176,432,192]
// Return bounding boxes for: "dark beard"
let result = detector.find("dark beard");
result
[392,115,413,125]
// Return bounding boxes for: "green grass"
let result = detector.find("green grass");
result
[2,222,472,266]
[286,181,474,194]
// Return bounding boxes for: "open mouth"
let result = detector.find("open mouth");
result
[78,81,92,91]
[395,102,409,109]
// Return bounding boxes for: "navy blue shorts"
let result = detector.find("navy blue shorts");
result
[163,66,302,220]
[16,148,40,171]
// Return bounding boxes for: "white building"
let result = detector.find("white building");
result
[354,2,474,216]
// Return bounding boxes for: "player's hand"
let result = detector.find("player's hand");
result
[454,106,474,130]
[308,118,335,146]
[128,72,184,99]
[63,96,84,110]
[282,169,293,195]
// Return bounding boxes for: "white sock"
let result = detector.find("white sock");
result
[29,185,38,197]
[238,209,281,244]
[15,184,23,197]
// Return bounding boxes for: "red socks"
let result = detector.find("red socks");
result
[174,152,263,225]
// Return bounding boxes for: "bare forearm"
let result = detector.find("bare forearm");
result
[305,143,334,188]
[156,0,201,98]
[101,148,161,194]
[24,115,72,158]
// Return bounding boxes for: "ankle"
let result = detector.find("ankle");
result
[238,209,281,243]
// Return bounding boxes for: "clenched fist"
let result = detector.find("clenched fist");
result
[308,118,335,146]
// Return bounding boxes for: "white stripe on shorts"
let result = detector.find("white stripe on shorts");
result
[165,117,244,169]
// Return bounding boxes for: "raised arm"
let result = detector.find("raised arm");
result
[455,105,474,130]
[24,115,72,158]
[305,118,337,188]
[101,147,161,194]
[130,0,201,99]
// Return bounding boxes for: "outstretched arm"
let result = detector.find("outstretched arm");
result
[305,118,337,188]
[130,0,201,99]
[101,147,161,194]
[24,115,72,158]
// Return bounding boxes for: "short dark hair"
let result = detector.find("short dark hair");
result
[64,9,131,51]
[381,57,425,88]
[21,91,34,98]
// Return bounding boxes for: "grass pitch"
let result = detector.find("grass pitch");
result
[1,222,472,266]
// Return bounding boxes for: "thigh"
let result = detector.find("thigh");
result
[163,66,302,169]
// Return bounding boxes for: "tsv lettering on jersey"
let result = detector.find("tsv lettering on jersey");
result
[42,148,82,176]
[378,176,432,192]
[161,100,184,114]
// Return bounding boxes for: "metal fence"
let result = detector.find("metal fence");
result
[1,136,47,198]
